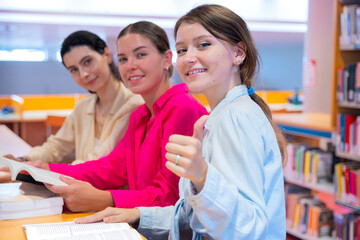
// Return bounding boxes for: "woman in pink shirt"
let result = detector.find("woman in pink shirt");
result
[33,21,208,212]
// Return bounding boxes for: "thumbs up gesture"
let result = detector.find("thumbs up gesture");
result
[165,115,209,193]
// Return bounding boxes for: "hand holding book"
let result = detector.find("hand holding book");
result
[46,176,115,212]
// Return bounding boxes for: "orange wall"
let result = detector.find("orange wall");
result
[0,94,88,111]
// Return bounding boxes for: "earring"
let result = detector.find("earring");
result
[165,66,169,71]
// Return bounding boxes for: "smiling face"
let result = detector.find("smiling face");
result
[63,45,113,93]
[116,33,171,104]
[175,22,243,108]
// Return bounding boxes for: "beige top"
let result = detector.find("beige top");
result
[26,83,143,164]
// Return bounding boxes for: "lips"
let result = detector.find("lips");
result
[85,78,96,85]
[128,75,144,81]
[186,68,207,76]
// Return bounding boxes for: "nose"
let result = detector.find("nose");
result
[79,67,89,80]
[125,57,137,71]
[183,48,197,64]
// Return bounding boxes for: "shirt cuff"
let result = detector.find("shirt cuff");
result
[185,164,220,211]
[137,207,152,236]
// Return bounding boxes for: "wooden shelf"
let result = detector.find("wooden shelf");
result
[335,151,360,161]
[337,101,360,109]
[273,113,334,139]
[339,44,360,50]
[335,201,360,212]
[284,175,334,194]
[286,227,333,240]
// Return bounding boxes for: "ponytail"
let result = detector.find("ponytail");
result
[249,92,287,165]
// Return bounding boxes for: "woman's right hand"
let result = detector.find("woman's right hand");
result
[75,207,140,225]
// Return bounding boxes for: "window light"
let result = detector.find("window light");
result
[0,49,47,61]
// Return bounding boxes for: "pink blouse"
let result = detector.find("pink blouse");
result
[49,83,208,208]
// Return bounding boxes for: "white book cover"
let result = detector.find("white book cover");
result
[23,221,143,240]
[0,182,63,220]
[0,205,63,221]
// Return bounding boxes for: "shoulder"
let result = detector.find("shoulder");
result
[74,94,96,107]
[212,97,270,135]
[71,94,97,113]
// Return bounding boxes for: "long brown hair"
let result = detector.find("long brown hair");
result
[117,21,174,78]
[174,4,287,164]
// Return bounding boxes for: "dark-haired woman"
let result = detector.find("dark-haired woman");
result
[4,31,143,165]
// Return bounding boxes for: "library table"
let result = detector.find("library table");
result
[0,212,146,240]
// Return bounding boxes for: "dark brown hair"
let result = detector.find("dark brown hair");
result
[61,30,121,82]
[117,21,173,78]
[174,4,287,163]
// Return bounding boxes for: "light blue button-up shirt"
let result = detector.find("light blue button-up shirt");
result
[137,85,286,240]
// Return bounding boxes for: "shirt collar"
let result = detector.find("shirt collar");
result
[152,83,189,115]
[205,84,248,130]
[85,94,98,115]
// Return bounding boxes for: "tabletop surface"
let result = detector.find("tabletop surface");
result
[0,212,146,240]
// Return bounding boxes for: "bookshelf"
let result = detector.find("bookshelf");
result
[273,113,336,239]
[279,1,360,239]
[333,0,360,215]
[334,0,360,162]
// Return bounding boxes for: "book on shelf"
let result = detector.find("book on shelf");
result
[336,62,360,105]
[284,143,333,186]
[315,206,333,238]
[334,213,360,240]
[355,62,360,104]
[335,162,360,208]
[0,182,63,221]
[299,198,325,235]
[336,114,360,156]
[0,156,70,186]
[285,185,312,230]
[23,221,143,240]
[340,4,360,48]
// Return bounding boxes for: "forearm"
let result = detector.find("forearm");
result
[26,135,74,163]
[49,157,127,190]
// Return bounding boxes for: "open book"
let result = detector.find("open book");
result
[23,221,143,240]
[0,156,69,186]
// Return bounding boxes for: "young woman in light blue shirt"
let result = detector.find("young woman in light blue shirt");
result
[76,4,287,240]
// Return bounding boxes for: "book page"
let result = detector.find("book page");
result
[0,156,68,186]
[23,221,142,240]
[0,124,32,157]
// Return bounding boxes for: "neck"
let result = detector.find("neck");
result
[206,73,241,111]
[97,77,120,107]
[142,78,171,117]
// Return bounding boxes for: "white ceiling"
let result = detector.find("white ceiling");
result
[0,0,308,55]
